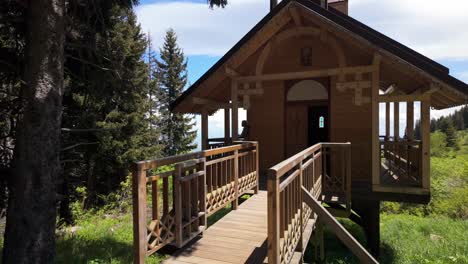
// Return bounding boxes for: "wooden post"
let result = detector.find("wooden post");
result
[385,103,390,140]
[298,161,304,253]
[174,164,183,247]
[132,165,147,264]
[421,96,430,190]
[267,171,280,264]
[232,81,239,142]
[232,149,239,210]
[394,102,399,140]
[255,143,260,194]
[199,158,207,227]
[224,107,230,144]
[346,145,352,214]
[201,110,208,150]
[371,54,381,188]
[407,102,414,140]
[151,182,158,220]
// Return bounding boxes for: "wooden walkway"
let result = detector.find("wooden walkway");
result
[164,191,269,264]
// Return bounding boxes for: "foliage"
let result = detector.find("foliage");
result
[303,214,468,264]
[60,5,163,222]
[56,213,163,264]
[156,29,197,156]
[381,130,468,219]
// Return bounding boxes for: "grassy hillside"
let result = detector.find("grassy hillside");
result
[47,131,468,263]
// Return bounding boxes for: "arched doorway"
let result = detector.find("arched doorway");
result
[285,79,330,158]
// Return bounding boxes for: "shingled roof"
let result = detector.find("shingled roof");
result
[171,0,468,111]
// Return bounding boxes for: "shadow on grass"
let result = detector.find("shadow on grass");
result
[303,218,395,264]
[56,235,162,264]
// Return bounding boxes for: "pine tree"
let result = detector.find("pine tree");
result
[414,120,421,140]
[157,29,197,156]
[445,120,458,149]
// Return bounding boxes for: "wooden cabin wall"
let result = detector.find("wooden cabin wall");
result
[245,28,376,183]
[330,76,372,182]
[248,81,285,174]
[330,38,373,183]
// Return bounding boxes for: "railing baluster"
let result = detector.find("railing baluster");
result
[233,149,239,210]
[163,177,169,216]
[174,164,183,248]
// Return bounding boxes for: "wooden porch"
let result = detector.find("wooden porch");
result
[132,142,378,264]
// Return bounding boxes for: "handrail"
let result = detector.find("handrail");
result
[132,141,259,264]
[302,187,378,264]
[268,142,355,264]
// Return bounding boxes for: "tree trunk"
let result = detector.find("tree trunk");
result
[3,0,65,262]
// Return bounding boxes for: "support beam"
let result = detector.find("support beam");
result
[378,94,426,102]
[407,102,414,140]
[421,96,430,190]
[385,103,390,140]
[193,97,231,109]
[236,65,375,82]
[231,81,239,141]
[238,88,264,96]
[201,110,208,150]
[336,81,371,92]
[224,108,230,144]
[394,102,399,140]
[371,54,381,187]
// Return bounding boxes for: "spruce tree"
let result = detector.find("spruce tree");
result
[157,29,197,156]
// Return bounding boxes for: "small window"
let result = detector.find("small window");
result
[319,116,325,128]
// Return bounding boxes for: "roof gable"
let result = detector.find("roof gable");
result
[172,0,467,112]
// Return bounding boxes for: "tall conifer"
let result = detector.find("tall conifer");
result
[157,29,197,156]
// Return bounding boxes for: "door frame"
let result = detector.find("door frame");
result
[283,78,331,159]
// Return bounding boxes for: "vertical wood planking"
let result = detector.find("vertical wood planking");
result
[132,166,147,264]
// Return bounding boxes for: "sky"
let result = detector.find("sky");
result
[135,0,468,148]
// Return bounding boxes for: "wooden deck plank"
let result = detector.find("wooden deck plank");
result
[164,191,268,264]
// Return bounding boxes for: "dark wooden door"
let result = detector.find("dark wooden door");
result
[308,106,329,146]
[285,104,308,158]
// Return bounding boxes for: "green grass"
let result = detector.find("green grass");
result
[303,214,468,264]
[56,213,163,264]
[54,195,252,264]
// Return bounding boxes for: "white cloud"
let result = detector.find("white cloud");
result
[136,0,268,56]
[350,0,468,60]
[136,0,468,59]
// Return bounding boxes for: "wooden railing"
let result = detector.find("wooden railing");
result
[302,188,378,264]
[132,142,259,263]
[380,139,422,187]
[268,142,368,264]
